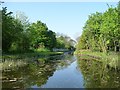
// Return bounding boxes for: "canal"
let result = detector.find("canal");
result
[2,53,120,89]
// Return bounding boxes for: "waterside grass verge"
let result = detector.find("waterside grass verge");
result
[75,50,120,72]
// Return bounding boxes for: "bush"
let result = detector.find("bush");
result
[35,48,50,52]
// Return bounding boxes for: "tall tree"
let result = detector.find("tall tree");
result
[2,7,23,52]
[28,21,56,50]
[76,2,120,53]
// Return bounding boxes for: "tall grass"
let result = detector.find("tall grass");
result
[76,50,120,71]
[1,51,64,70]
[1,60,27,70]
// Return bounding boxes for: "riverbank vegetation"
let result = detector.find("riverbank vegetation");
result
[76,50,120,71]
[75,2,120,71]
[1,51,63,70]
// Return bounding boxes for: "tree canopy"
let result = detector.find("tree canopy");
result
[76,2,120,53]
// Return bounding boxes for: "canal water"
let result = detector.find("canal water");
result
[2,54,120,89]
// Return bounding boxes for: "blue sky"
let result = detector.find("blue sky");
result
[2,2,118,40]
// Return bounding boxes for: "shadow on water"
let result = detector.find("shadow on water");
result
[77,55,120,88]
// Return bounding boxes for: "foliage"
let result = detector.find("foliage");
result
[76,3,120,53]
[56,35,76,50]
[28,21,56,50]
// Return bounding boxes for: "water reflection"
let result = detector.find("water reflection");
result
[2,54,120,89]
[2,61,56,89]
[77,56,120,88]
[40,55,84,88]
[2,54,76,89]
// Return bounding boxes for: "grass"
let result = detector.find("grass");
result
[35,48,50,52]
[2,51,63,59]
[1,60,27,70]
[75,49,120,70]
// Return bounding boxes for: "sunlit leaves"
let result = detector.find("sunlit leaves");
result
[77,3,120,52]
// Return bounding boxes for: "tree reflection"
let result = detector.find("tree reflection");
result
[2,54,76,89]
[77,56,120,88]
[2,58,57,89]
[56,55,76,70]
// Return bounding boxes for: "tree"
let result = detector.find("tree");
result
[56,34,76,50]
[46,30,56,50]
[76,2,120,53]
[13,11,31,52]
[2,7,23,52]
[28,21,57,50]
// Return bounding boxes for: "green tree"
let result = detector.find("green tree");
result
[76,2,120,53]
[56,34,76,50]
[28,21,56,50]
[2,7,23,52]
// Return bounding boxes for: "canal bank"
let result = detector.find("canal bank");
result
[1,51,64,70]
[75,50,120,72]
